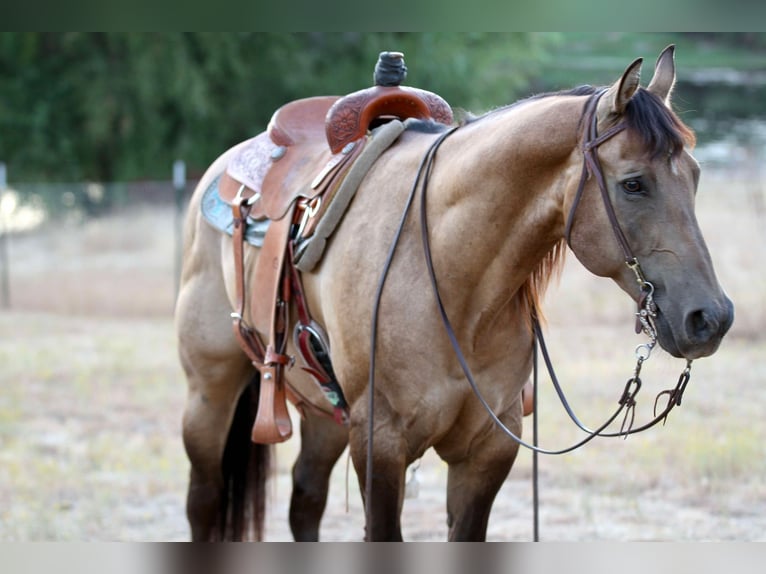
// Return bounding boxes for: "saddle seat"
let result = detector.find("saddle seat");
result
[219,95,348,222]
[221,52,454,444]
[269,95,340,148]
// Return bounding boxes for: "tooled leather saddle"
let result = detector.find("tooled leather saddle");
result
[218,52,454,444]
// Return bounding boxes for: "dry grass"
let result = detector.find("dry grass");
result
[0,165,764,541]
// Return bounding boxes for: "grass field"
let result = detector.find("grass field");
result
[0,157,764,541]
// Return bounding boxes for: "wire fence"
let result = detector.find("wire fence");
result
[0,162,198,314]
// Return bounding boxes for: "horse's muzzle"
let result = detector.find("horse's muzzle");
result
[656,294,734,359]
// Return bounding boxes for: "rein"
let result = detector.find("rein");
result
[414,100,693,454]
[364,90,694,535]
[544,88,695,441]
[366,126,458,534]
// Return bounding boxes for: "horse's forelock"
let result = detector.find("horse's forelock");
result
[624,88,696,158]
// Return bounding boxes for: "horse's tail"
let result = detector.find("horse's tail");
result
[218,373,272,541]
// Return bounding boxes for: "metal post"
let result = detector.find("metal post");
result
[173,160,186,300]
[0,162,9,309]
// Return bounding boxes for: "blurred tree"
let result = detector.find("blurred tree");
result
[0,33,557,182]
[682,32,766,50]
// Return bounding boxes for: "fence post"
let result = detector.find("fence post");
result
[0,162,9,309]
[173,160,186,300]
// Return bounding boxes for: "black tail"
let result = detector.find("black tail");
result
[218,373,272,541]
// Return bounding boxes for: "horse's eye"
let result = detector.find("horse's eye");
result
[622,179,643,194]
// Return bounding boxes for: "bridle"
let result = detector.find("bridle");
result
[560,88,694,429]
[565,89,665,344]
[566,89,646,272]
[364,90,694,536]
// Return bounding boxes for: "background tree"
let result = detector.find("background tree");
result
[0,33,557,182]
[1,33,763,183]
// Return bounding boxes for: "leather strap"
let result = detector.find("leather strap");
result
[408,121,690,455]
[229,191,293,444]
[410,96,691,456]
[251,205,295,336]
[251,207,294,443]
[288,242,349,425]
[564,89,634,264]
[231,193,266,365]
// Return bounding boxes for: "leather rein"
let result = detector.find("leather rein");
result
[367,89,693,475]
[363,92,695,534]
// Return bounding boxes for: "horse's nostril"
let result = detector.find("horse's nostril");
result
[689,309,706,334]
[686,308,718,341]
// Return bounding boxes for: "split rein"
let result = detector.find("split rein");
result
[416,119,692,455]
[368,89,695,488]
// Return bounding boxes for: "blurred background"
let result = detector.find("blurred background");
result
[0,32,764,541]
[2,32,765,183]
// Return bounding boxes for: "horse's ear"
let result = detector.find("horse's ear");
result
[646,44,676,104]
[599,57,642,120]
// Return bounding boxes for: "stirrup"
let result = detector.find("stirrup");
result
[251,365,293,444]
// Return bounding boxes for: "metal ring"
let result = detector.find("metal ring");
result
[635,343,652,361]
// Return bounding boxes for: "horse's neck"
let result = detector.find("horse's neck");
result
[428,96,583,342]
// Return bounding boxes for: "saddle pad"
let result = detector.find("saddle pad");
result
[293,119,407,272]
[201,174,271,247]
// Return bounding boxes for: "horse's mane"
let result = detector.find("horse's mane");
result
[502,85,696,327]
[465,84,696,155]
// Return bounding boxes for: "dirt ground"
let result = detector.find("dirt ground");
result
[1,162,765,541]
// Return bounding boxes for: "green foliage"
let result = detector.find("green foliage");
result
[3,32,761,182]
[0,33,556,182]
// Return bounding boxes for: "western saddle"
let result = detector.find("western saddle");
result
[217,52,454,443]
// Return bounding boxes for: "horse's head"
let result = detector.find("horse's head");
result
[564,45,734,360]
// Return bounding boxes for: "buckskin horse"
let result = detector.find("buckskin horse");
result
[175,46,733,541]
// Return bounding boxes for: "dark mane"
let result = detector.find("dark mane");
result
[530,84,599,100]
[463,84,696,158]
[460,85,599,125]
[568,85,696,157]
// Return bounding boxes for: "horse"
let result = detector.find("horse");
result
[175,45,734,541]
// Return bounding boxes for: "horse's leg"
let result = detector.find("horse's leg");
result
[440,406,522,541]
[178,280,259,540]
[288,410,349,541]
[177,187,274,540]
[348,408,407,541]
